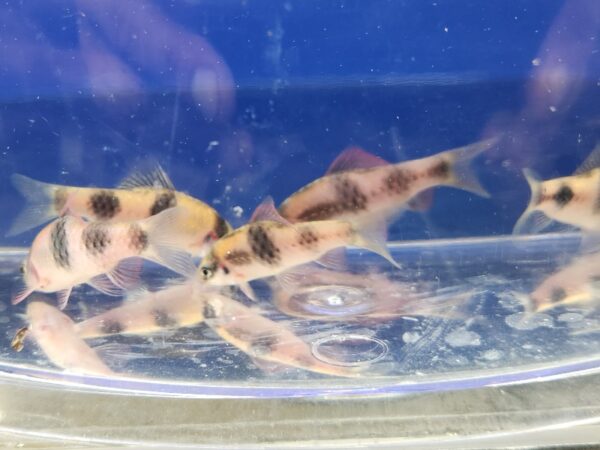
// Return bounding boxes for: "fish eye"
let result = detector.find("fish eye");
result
[200,267,214,280]
[19,263,26,274]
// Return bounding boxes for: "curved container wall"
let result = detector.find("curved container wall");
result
[0,1,599,447]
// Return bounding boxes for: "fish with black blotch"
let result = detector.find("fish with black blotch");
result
[8,164,231,256]
[17,301,115,376]
[279,137,498,228]
[13,207,195,309]
[514,142,600,235]
[197,197,399,300]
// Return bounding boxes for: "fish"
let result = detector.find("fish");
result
[75,282,205,339]
[202,293,361,377]
[20,301,114,376]
[528,251,600,312]
[13,208,195,309]
[513,142,600,235]
[197,197,399,300]
[8,164,231,256]
[278,137,497,227]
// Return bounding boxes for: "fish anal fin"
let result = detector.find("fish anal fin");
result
[276,265,316,292]
[407,188,434,212]
[106,258,143,290]
[250,197,291,225]
[326,146,389,175]
[513,210,553,235]
[118,163,175,190]
[240,282,258,302]
[574,141,600,175]
[352,219,400,269]
[87,274,124,296]
[316,248,347,271]
[56,287,72,310]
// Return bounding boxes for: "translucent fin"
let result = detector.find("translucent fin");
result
[407,188,434,212]
[513,169,546,235]
[316,248,347,271]
[250,197,291,224]
[276,264,318,292]
[87,274,124,296]
[580,232,600,254]
[443,136,500,198]
[574,141,600,175]
[7,174,59,236]
[56,288,72,310]
[326,147,389,175]
[352,220,401,269]
[142,207,196,277]
[118,163,175,190]
[106,258,143,290]
[12,284,34,306]
[240,282,258,302]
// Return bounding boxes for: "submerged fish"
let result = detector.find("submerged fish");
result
[9,165,231,255]
[197,198,399,300]
[514,143,600,235]
[279,138,497,226]
[13,208,195,309]
[528,251,600,312]
[76,282,204,339]
[20,301,114,376]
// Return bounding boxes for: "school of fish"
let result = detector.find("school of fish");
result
[7,136,600,377]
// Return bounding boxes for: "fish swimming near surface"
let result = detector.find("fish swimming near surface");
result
[197,197,400,300]
[8,164,231,256]
[278,137,498,228]
[14,301,114,376]
[513,142,600,235]
[13,208,195,309]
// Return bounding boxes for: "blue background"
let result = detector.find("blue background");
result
[1,0,599,245]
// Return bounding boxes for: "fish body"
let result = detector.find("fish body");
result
[26,301,114,376]
[279,138,495,224]
[14,208,194,308]
[9,166,231,255]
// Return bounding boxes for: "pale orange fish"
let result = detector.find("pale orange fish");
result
[13,208,195,309]
[21,301,114,376]
[279,137,497,226]
[76,282,204,339]
[514,142,600,235]
[9,165,231,256]
[197,198,399,300]
[528,251,600,312]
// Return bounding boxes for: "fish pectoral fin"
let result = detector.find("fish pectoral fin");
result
[107,258,143,290]
[276,265,316,292]
[56,287,73,310]
[249,196,291,225]
[87,274,125,297]
[353,220,401,269]
[316,248,347,271]
[326,146,390,175]
[512,210,553,235]
[240,282,258,302]
[407,188,434,212]
[117,162,175,190]
[12,283,34,305]
[574,141,600,175]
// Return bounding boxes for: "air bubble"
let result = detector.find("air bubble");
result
[286,285,375,318]
[311,334,388,367]
[505,312,553,330]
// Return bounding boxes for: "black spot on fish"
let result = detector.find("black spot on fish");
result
[152,309,178,328]
[550,287,567,303]
[296,202,343,221]
[150,191,177,216]
[335,176,368,211]
[224,250,252,265]
[88,190,121,219]
[83,224,111,257]
[250,334,278,356]
[298,227,319,248]
[222,265,230,275]
[50,217,70,269]
[553,185,574,207]
[100,320,123,335]
[128,224,148,252]
[248,224,281,265]
[53,188,68,213]
[214,215,230,238]
[385,168,412,194]
[428,160,450,178]
[203,303,217,319]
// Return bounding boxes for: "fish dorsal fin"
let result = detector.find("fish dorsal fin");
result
[575,141,600,175]
[118,163,175,190]
[326,146,389,175]
[250,197,291,225]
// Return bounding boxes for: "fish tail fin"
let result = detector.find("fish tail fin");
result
[7,174,60,236]
[141,207,196,277]
[352,220,401,270]
[443,137,499,198]
[512,169,550,235]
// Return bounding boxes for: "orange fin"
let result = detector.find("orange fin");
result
[326,146,389,175]
[250,196,291,225]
